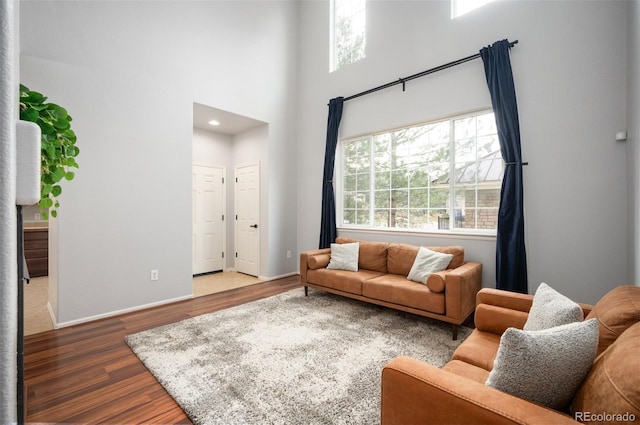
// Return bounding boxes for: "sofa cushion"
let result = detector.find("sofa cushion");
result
[387,244,420,275]
[443,359,491,384]
[486,318,599,410]
[571,322,640,420]
[362,274,445,314]
[428,246,464,269]
[407,247,453,284]
[585,285,640,356]
[450,329,501,371]
[306,268,384,295]
[327,242,359,271]
[387,244,464,276]
[336,237,389,273]
[524,282,583,331]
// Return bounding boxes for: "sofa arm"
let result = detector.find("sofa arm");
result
[476,287,533,311]
[381,356,578,425]
[442,261,483,324]
[474,288,533,334]
[474,288,594,335]
[299,248,331,283]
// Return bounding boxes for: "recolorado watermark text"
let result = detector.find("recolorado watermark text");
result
[574,411,636,422]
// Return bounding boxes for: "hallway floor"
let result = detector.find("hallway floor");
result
[24,271,263,336]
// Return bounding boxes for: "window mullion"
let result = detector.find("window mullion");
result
[449,120,456,226]
[369,136,375,226]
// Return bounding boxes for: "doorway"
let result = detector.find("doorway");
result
[23,209,55,335]
[192,102,267,295]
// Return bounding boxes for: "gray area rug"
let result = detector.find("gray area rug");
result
[125,288,471,425]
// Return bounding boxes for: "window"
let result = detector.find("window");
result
[338,111,502,233]
[451,0,495,19]
[330,0,366,72]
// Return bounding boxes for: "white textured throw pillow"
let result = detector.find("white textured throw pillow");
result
[326,242,359,272]
[524,282,584,331]
[486,318,599,410]
[407,247,453,284]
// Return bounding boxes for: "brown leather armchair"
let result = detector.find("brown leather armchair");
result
[381,286,640,425]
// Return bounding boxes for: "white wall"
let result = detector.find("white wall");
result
[0,1,18,420]
[20,1,299,324]
[193,128,233,167]
[629,0,640,285]
[297,0,629,304]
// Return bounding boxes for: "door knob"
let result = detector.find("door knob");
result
[250,224,258,228]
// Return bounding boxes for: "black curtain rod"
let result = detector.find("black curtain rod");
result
[343,39,519,102]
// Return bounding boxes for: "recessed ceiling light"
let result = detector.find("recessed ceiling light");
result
[208,119,220,126]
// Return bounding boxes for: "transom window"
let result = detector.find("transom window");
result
[338,111,502,233]
[451,0,495,19]
[330,0,366,72]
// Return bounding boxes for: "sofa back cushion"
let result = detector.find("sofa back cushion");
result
[336,237,389,273]
[387,244,464,276]
[585,285,640,356]
[571,321,640,421]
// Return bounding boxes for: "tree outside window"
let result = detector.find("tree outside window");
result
[331,0,366,72]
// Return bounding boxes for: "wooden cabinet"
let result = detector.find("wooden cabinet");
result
[24,227,48,277]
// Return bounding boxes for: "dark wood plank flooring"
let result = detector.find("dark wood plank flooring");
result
[24,276,301,424]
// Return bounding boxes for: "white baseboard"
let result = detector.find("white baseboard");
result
[47,301,57,328]
[48,272,299,330]
[53,294,194,329]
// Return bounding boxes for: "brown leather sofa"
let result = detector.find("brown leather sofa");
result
[299,237,483,339]
[381,285,640,424]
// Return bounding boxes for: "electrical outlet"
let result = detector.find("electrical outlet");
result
[150,269,159,281]
[34,213,41,220]
[287,251,291,259]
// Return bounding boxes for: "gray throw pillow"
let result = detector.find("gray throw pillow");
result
[486,318,599,410]
[326,242,359,271]
[524,282,583,331]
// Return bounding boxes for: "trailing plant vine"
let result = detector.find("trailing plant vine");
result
[19,84,79,219]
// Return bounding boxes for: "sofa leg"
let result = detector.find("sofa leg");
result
[452,324,458,341]
[304,286,308,297]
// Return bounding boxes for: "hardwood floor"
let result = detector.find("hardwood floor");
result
[24,276,301,424]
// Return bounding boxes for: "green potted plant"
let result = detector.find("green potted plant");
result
[19,84,79,219]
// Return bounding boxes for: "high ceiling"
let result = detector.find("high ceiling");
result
[193,102,266,136]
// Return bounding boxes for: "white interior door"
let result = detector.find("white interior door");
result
[235,162,260,277]
[192,165,225,275]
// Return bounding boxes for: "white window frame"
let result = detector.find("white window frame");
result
[330,0,366,72]
[336,110,502,236]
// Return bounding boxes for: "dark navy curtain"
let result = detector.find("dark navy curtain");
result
[480,40,528,293]
[319,97,344,249]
